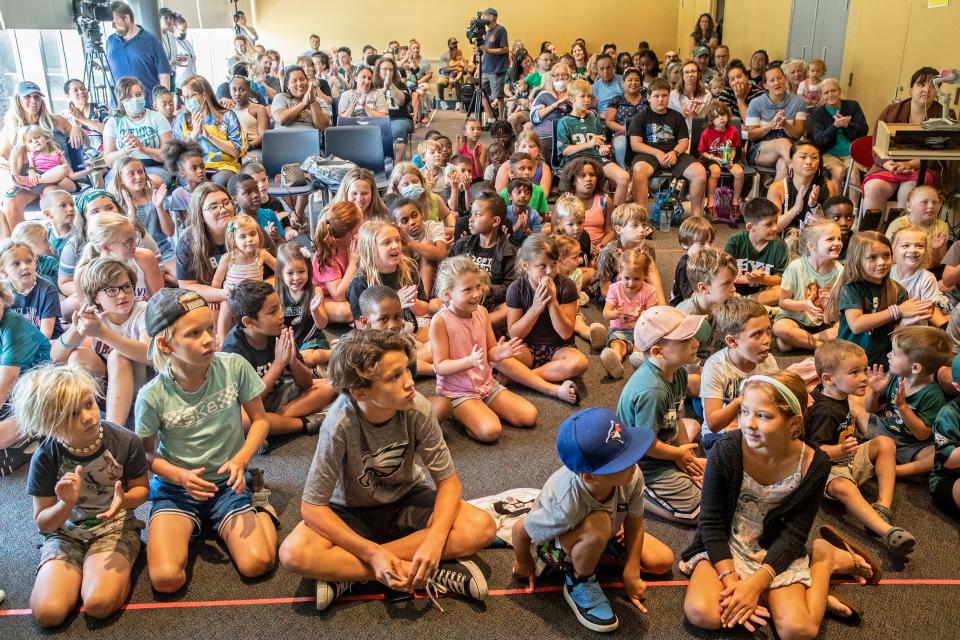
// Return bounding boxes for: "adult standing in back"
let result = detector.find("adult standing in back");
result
[106,2,171,101]
[480,8,509,123]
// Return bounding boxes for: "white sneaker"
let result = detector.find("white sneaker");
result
[600,348,625,380]
[316,580,353,611]
[629,351,645,368]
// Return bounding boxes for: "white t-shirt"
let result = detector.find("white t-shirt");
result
[891,266,948,309]
[700,346,779,436]
[103,110,171,160]
[413,219,446,244]
[93,301,148,357]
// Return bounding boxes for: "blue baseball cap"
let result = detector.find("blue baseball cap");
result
[557,408,654,475]
[15,81,42,98]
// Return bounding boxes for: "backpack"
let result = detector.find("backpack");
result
[711,185,736,225]
[650,178,685,227]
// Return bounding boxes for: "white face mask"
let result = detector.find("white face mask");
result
[553,80,567,92]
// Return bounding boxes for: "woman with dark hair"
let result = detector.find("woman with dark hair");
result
[271,65,331,130]
[371,57,414,160]
[748,49,769,87]
[540,41,557,56]
[689,13,719,56]
[767,139,836,232]
[605,67,647,167]
[717,60,765,120]
[102,76,173,185]
[862,66,949,211]
[176,182,236,304]
[510,48,533,83]
[669,60,714,130]
[806,78,868,194]
[570,42,589,80]
[506,49,535,133]
[61,79,108,164]
[172,75,246,186]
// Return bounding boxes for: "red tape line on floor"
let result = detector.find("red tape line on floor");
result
[1,578,958,617]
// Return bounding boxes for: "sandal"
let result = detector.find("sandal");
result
[557,379,580,405]
[884,526,916,560]
[826,590,863,626]
[819,524,883,585]
[871,502,892,524]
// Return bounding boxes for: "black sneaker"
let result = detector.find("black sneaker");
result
[315,580,353,610]
[429,559,488,603]
[563,573,618,632]
[0,436,37,477]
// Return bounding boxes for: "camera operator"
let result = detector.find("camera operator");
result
[479,7,509,122]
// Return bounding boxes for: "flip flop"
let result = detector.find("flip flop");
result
[819,524,883,585]
[826,590,863,626]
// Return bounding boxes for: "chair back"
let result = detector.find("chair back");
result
[261,128,322,178]
[324,125,386,178]
[848,135,874,170]
[336,115,394,164]
[690,117,706,156]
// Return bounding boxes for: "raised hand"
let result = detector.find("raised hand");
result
[468,344,486,368]
[96,480,126,520]
[491,336,524,362]
[152,183,168,210]
[55,465,83,507]
[865,364,888,393]
[73,304,104,339]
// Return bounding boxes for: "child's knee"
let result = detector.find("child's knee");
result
[82,592,123,619]
[580,509,614,538]
[31,599,72,628]
[826,477,856,499]
[771,318,791,338]
[568,350,590,376]
[646,546,675,575]
[514,401,539,428]
[149,563,187,593]
[234,543,276,578]
[468,418,502,443]
[460,504,497,548]
[709,164,721,178]
[632,163,651,180]
[774,613,819,640]
[684,592,722,629]
[871,434,896,457]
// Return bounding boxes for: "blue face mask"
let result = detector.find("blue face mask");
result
[399,184,425,199]
[122,96,146,115]
[185,97,202,113]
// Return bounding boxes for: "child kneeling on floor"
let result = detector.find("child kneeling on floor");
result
[136,288,278,593]
[279,329,495,611]
[512,407,674,633]
[16,364,149,627]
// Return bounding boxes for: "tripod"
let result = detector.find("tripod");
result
[82,43,114,109]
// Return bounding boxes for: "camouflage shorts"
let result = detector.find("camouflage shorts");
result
[38,520,143,572]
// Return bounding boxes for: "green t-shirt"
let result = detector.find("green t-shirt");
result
[617,359,688,482]
[879,374,945,445]
[500,184,548,214]
[135,352,266,481]
[837,280,907,367]
[932,398,960,493]
[556,112,606,164]
[724,231,788,292]
[776,256,843,327]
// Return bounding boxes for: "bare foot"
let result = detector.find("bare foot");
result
[556,379,579,404]
[812,538,872,584]
[826,594,852,617]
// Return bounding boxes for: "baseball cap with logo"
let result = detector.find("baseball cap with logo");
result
[633,305,710,353]
[448,37,459,48]
[15,81,43,98]
[145,288,208,337]
[557,408,654,475]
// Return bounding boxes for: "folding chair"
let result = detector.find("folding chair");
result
[336,115,395,173]
[260,128,322,233]
[323,125,389,189]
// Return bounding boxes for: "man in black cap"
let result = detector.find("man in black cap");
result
[438,37,467,106]
[479,8,508,121]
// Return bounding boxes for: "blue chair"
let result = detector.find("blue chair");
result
[335,115,395,173]
[260,128,322,232]
[323,125,389,189]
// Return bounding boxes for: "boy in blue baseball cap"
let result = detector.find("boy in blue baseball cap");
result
[511,407,674,632]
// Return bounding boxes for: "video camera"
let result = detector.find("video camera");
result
[71,0,111,53]
[466,12,486,45]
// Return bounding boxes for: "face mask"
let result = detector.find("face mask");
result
[553,80,567,92]
[177,32,187,41]
[185,97,202,113]
[122,97,145,115]
[399,184,425,199]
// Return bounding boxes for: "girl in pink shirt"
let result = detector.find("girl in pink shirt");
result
[311,201,362,323]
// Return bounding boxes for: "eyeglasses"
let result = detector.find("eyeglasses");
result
[204,200,232,213]
[100,282,134,297]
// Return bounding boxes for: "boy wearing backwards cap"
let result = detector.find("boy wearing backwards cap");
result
[512,408,674,633]
[617,306,710,525]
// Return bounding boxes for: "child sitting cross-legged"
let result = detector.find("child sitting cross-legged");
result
[51,257,151,428]
[806,340,916,559]
[274,244,330,369]
[724,197,788,306]
[500,152,549,225]
[596,249,658,380]
[221,280,336,440]
[618,306,710,524]
[591,202,663,305]
[14,364,149,627]
[136,288,279,593]
[701,298,779,451]
[669,216,715,306]
[930,353,960,516]
[864,326,951,478]
[431,256,537,442]
[278,329,495,611]
[511,408,674,633]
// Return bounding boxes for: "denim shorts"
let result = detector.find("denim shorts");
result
[149,474,255,538]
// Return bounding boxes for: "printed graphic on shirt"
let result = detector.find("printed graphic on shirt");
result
[161,384,238,429]
[735,258,774,275]
[647,123,675,145]
[59,449,127,539]
[358,441,408,488]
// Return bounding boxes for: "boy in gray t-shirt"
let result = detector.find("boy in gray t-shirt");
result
[280,330,494,611]
[511,408,673,633]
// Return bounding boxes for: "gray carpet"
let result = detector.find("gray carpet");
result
[1,111,957,639]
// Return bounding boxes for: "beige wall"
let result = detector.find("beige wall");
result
[252,0,680,62]
[719,0,791,64]
[675,0,715,58]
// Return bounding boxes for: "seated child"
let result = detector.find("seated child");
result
[807,340,916,559]
[482,141,506,183]
[160,139,206,230]
[618,306,710,524]
[822,195,854,261]
[152,85,176,125]
[555,234,595,344]
[890,224,949,328]
[773,219,844,351]
[431,256,537,442]
[930,353,960,516]
[136,288,278,593]
[865,326,951,478]
[592,202,661,301]
[274,243,330,368]
[312,201,363,325]
[0,240,63,339]
[496,130,553,195]
[277,329,495,610]
[51,257,151,427]
[724,197,787,306]
[387,162,456,229]
[418,139,447,195]
[701,298,779,450]
[40,189,76,260]
[698,101,745,214]
[221,280,335,438]
[556,79,631,205]
[390,196,448,300]
[885,185,949,274]
[504,177,543,247]
[500,152,549,220]
[15,364,149,627]
[446,154,475,219]
[507,235,588,395]
[597,249,658,380]
[512,408,673,632]
[73,212,164,302]
[411,129,443,168]
[670,216,715,306]
[457,117,488,181]
[552,194,594,283]
[449,193,517,327]
[10,125,77,194]
[212,213,277,340]
[242,160,300,227]
[12,221,59,283]
[228,173,290,244]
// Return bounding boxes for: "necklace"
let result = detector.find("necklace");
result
[65,424,103,456]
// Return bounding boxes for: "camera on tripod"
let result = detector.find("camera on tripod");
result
[72,0,111,52]
[466,12,486,45]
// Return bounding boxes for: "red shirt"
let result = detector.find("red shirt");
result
[697,124,741,156]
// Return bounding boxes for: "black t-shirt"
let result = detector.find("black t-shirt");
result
[220,325,303,397]
[625,106,689,166]
[282,287,328,348]
[215,80,266,105]
[506,275,578,347]
[385,84,413,120]
[346,269,425,324]
[576,229,592,266]
[468,244,496,276]
[804,386,857,462]
[175,234,226,282]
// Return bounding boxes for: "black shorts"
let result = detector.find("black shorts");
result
[632,152,696,179]
[931,478,960,516]
[701,158,743,172]
[329,486,436,543]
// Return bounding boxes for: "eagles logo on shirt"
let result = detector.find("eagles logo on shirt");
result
[358,441,407,488]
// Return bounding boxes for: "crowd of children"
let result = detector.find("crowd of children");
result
[0,21,958,640]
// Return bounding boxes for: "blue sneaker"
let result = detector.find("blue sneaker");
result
[563,573,618,632]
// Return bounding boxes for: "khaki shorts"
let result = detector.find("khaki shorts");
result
[824,444,875,498]
[38,520,143,572]
[450,381,506,408]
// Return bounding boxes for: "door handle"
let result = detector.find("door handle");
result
[822,47,827,60]
[802,45,807,60]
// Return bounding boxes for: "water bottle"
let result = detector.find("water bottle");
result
[660,200,673,232]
